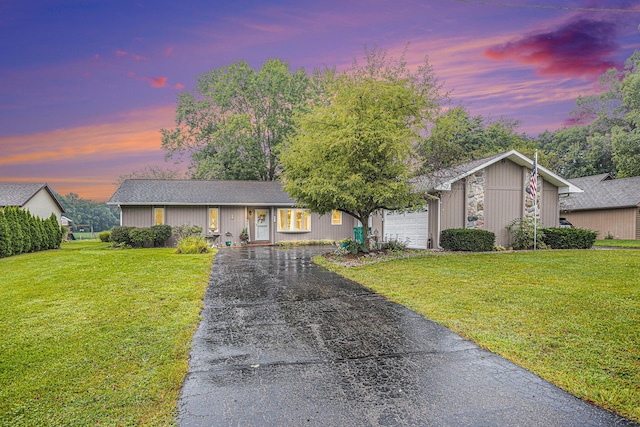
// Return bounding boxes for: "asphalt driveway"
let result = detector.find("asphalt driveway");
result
[178,246,638,427]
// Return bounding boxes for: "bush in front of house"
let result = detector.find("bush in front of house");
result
[110,225,172,248]
[110,226,135,245]
[541,227,598,249]
[440,228,496,252]
[129,228,155,248]
[99,231,111,242]
[175,236,211,254]
[505,217,545,250]
[151,225,172,247]
[171,224,203,240]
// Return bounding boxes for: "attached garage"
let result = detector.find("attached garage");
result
[383,208,428,249]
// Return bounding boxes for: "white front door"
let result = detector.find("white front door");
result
[255,209,270,241]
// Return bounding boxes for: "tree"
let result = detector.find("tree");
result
[161,58,322,181]
[537,126,615,178]
[115,165,185,186]
[418,106,538,173]
[281,48,444,249]
[0,209,12,258]
[58,193,119,232]
[566,51,640,177]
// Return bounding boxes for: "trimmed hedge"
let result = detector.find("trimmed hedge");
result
[541,227,598,249]
[440,228,496,252]
[110,225,172,248]
[0,207,63,258]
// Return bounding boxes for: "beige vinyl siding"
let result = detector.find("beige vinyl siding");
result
[440,179,465,231]
[22,188,63,222]
[563,207,638,240]
[485,160,522,246]
[219,206,246,245]
[541,179,559,228]
[165,206,208,229]
[121,206,153,227]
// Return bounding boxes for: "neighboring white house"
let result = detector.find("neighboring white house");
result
[0,183,65,224]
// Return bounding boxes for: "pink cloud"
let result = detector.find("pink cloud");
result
[165,46,174,56]
[116,50,128,57]
[174,83,185,89]
[149,77,167,87]
[485,18,621,79]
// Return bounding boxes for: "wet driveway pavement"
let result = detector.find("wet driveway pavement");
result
[178,246,638,427]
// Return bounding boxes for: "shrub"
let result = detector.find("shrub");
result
[440,228,495,252]
[382,238,408,252]
[129,228,154,248]
[345,239,369,254]
[172,224,203,240]
[5,208,24,254]
[110,226,135,245]
[541,227,598,249]
[175,236,211,254]
[0,209,12,258]
[151,225,172,247]
[505,217,544,250]
[99,231,111,242]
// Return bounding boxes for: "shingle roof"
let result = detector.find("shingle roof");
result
[561,174,640,211]
[108,179,295,206]
[414,150,581,194]
[0,183,56,208]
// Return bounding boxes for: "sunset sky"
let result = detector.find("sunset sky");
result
[1,0,639,201]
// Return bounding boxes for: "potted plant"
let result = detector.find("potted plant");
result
[239,228,249,245]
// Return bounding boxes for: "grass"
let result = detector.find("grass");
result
[594,239,640,248]
[70,231,98,240]
[316,250,640,422]
[0,241,214,427]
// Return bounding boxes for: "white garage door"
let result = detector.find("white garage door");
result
[384,208,429,249]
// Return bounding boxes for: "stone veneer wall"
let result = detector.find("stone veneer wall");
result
[466,171,485,229]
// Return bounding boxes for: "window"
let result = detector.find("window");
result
[154,208,165,225]
[277,208,311,232]
[331,210,342,225]
[208,208,219,232]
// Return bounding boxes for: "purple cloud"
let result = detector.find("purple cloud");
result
[485,19,622,79]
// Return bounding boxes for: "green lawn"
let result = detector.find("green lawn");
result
[316,250,640,422]
[0,241,214,427]
[593,239,640,248]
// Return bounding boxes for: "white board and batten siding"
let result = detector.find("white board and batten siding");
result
[383,208,429,249]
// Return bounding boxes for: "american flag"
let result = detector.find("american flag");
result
[529,157,537,199]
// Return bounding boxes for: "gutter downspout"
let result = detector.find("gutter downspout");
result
[437,196,442,249]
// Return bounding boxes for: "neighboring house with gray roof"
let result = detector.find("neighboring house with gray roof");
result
[108,179,359,246]
[0,183,64,224]
[393,150,581,248]
[560,174,640,240]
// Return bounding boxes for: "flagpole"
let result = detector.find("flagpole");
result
[533,150,538,251]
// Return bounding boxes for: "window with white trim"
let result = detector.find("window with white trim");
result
[331,210,342,225]
[277,208,311,232]
[154,207,165,225]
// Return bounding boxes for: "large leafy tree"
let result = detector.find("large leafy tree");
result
[418,106,537,172]
[161,59,321,181]
[281,48,444,249]
[557,51,640,178]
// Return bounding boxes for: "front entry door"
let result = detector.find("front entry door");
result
[255,209,270,241]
